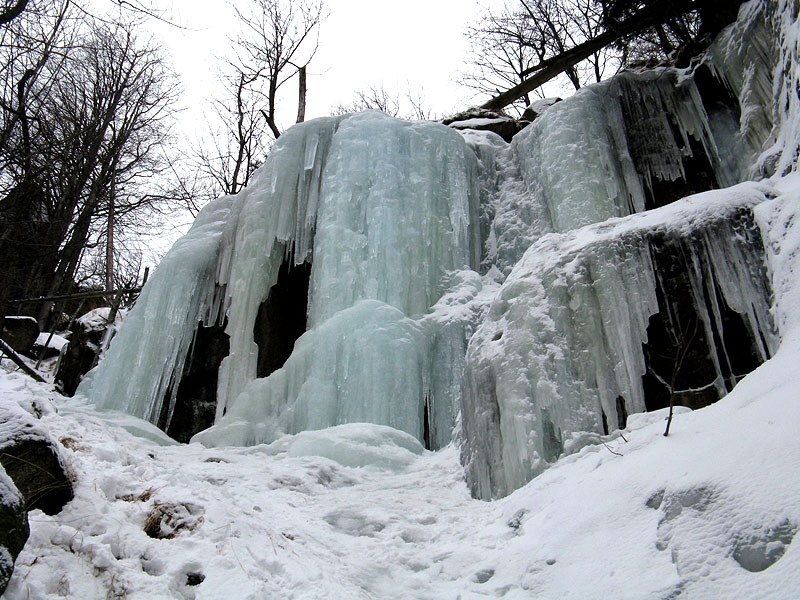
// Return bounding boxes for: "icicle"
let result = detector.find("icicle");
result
[703,0,779,176]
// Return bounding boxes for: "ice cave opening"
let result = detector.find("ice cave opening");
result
[253,250,312,380]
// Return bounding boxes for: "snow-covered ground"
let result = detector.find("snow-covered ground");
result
[2,175,800,599]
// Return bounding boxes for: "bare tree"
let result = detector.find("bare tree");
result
[463,0,622,113]
[474,0,743,112]
[332,86,402,117]
[0,10,180,324]
[234,0,324,138]
[192,0,324,198]
[332,85,434,120]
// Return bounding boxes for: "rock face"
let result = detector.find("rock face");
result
[0,317,39,354]
[0,464,29,596]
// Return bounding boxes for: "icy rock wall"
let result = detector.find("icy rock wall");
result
[458,0,792,499]
[80,112,484,449]
[467,63,750,275]
[461,186,779,499]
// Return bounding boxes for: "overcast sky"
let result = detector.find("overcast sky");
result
[146,0,504,136]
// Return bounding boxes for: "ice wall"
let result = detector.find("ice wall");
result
[79,0,795,493]
[460,185,778,499]
[197,112,485,447]
[463,61,749,277]
[80,112,486,449]
[458,0,793,498]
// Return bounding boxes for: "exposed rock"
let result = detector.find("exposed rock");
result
[0,464,29,596]
[0,400,73,515]
[443,108,528,142]
[55,325,99,395]
[55,307,122,396]
[521,98,562,122]
[160,321,229,443]
[0,316,39,354]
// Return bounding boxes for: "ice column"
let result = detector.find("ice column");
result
[194,112,484,447]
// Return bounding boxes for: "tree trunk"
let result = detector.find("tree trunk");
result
[105,183,114,291]
[296,65,306,124]
[0,337,45,382]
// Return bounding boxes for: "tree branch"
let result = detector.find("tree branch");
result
[0,336,46,383]
[0,0,28,26]
[481,0,696,111]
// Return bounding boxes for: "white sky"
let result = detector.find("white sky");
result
[148,0,505,136]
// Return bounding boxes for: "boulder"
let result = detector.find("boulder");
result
[55,307,124,396]
[520,97,562,121]
[443,108,528,142]
[0,400,73,515]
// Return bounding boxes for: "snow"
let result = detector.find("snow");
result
[4,182,799,600]
[3,305,800,597]
[33,334,68,353]
[448,117,513,128]
[75,308,126,333]
[2,0,800,596]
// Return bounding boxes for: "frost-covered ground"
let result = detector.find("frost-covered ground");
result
[2,175,800,599]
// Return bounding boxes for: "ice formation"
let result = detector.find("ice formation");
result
[460,185,779,498]
[78,0,797,498]
[459,0,794,498]
[80,112,486,450]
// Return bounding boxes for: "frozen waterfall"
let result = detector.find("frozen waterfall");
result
[80,111,485,450]
[77,0,796,499]
[460,185,779,499]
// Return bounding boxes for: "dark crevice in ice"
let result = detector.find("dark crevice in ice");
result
[423,394,433,451]
[641,217,772,412]
[160,320,230,443]
[643,134,719,210]
[253,254,312,379]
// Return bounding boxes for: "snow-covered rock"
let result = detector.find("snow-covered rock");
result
[0,396,73,515]
[0,464,28,596]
